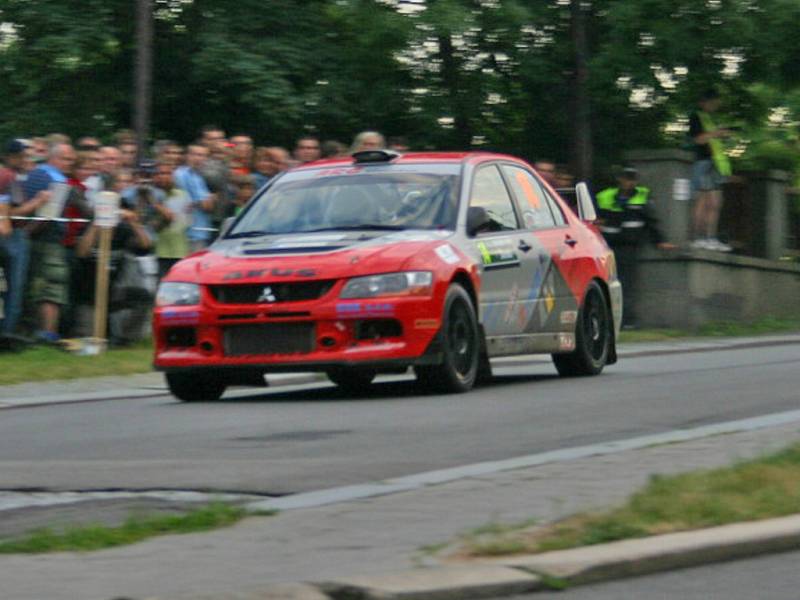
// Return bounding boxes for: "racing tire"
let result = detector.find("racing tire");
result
[326,367,376,392]
[415,284,479,393]
[552,280,611,377]
[166,372,227,402]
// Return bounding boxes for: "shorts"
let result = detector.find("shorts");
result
[691,159,726,194]
[28,242,68,305]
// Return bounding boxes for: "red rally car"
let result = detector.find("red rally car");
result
[153,150,622,401]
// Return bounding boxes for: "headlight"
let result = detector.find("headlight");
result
[156,282,201,307]
[340,271,434,299]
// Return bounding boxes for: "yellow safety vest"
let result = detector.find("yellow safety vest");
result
[698,111,732,177]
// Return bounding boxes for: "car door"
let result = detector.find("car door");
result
[467,163,541,338]
[500,164,580,337]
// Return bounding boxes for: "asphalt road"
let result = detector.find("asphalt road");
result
[1,342,799,495]
[507,549,800,599]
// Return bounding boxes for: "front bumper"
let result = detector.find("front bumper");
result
[153,295,443,373]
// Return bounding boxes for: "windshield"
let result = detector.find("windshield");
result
[228,163,461,236]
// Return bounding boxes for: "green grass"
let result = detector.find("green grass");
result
[695,316,800,337]
[463,441,800,557]
[618,316,800,344]
[0,502,267,554]
[0,339,154,386]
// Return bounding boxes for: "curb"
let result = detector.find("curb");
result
[487,513,800,586]
[150,515,800,599]
[318,565,542,600]
[0,373,327,409]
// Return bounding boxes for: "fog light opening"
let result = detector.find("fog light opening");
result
[165,327,196,348]
[355,319,403,341]
[320,336,337,348]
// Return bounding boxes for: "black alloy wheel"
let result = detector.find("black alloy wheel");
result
[552,280,611,377]
[415,284,479,393]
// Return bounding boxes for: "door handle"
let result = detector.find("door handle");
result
[564,236,578,248]
[518,239,532,252]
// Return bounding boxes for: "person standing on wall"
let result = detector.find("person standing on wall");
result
[689,89,734,252]
[597,167,675,329]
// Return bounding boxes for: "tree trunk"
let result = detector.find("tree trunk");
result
[570,0,593,181]
[134,0,153,162]
[438,33,472,149]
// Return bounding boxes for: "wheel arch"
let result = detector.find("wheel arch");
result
[449,269,478,311]
[590,276,617,365]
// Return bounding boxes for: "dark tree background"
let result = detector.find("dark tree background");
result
[0,0,798,179]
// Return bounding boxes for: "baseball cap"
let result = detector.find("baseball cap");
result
[4,139,29,155]
[620,167,638,179]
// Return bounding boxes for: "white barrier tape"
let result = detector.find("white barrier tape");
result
[8,216,221,231]
[10,216,91,224]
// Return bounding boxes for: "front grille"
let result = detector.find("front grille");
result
[223,323,316,356]
[210,281,335,305]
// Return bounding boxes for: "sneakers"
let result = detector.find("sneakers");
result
[707,238,732,252]
[691,238,732,252]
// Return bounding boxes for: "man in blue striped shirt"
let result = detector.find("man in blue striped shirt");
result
[173,144,216,251]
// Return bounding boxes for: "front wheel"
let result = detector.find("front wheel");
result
[166,372,227,402]
[415,284,479,393]
[552,281,611,377]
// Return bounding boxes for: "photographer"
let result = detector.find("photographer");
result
[126,161,191,279]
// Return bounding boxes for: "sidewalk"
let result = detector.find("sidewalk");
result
[2,391,800,598]
[2,333,799,408]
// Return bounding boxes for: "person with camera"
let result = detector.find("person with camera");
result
[135,162,192,279]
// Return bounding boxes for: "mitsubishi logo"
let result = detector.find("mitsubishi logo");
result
[256,286,277,303]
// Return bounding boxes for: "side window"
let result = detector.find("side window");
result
[542,189,567,226]
[502,166,557,229]
[469,165,519,232]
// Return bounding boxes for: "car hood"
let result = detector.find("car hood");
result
[167,230,455,284]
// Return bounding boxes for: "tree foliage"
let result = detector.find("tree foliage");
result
[0,0,797,176]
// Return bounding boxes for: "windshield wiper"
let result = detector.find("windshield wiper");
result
[226,230,270,239]
[302,224,407,233]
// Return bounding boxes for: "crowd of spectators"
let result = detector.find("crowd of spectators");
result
[0,126,398,347]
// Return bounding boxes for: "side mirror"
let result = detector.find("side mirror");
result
[218,216,236,239]
[467,206,492,237]
[575,182,597,222]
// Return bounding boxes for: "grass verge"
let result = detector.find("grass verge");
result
[0,339,153,386]
[461,441,800,557]
[617,316,800,344]
[0,502,267,554]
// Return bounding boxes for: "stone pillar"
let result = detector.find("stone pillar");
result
[747,170,789,260]
[623,149,694,245]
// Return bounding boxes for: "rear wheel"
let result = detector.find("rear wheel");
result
[326,367,376,392]
[166,372,227,402]
[553,281,611,377]
[415,284,479,393]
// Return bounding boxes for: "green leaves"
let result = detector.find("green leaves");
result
[0,0,796,176]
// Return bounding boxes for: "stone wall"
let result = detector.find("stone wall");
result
[616,149,798,329]
[635,249,800,330]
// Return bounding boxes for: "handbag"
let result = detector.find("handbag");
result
[110,252,154,308]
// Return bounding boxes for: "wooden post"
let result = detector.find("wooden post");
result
[91,191,120,352]
[93,226,113,344]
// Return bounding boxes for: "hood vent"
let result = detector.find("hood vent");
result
[241,245,348,255]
